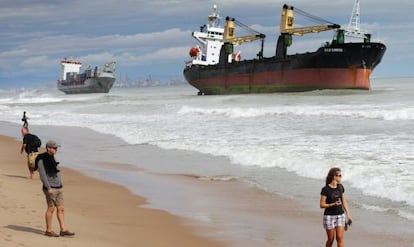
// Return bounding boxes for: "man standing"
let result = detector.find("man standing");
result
[20,127,41,179]
[21,111,29,127]
[35,140,75,237]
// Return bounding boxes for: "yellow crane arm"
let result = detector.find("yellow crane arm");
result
[281,24,340,36]
[225,34,265,45]
[280,4,340,36]
[223,17,265,45]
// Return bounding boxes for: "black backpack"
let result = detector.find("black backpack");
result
[33,135,41,148]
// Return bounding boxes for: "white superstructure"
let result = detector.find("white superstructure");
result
[60,58,82,80]
[187,5,224,66]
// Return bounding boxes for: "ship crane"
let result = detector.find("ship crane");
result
[223,16,266,60]
[276,4,340,58]
[223,17,266,45]
[279,4,340,36]
[103,61,116,73]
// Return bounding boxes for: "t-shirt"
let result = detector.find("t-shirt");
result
[23,133,40,154]
[320,184,345,215]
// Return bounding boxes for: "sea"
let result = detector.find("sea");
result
[1,77,413,243]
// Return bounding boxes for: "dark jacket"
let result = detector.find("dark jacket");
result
[35,152,62,190]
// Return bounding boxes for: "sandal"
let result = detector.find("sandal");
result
[60,230,75,237]
[45,231,59,237]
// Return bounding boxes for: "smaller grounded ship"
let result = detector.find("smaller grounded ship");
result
[183,2,386,95]
[57,58,116,94]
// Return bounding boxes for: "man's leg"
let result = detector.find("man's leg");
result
[45,206,55,232]
[56,205,66,231]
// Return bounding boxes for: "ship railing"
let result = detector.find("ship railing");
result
[185,61,194,67]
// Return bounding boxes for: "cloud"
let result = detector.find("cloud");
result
[20,55,51,69]
[1,0,414,88]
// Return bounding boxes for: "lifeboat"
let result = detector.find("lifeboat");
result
[189,47,199,57]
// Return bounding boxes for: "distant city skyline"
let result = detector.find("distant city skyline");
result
[114,73,186,88]
[1,0,413,89]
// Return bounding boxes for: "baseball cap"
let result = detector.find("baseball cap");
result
[46,140,61,148]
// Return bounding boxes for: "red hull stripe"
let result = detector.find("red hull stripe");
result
[191,68,372,92]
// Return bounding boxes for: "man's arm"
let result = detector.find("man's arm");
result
[37,159,51,190]
[20,143,26,154]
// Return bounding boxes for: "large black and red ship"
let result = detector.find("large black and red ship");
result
[183,3,386,95]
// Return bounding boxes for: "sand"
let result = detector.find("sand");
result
[0,135,229,247]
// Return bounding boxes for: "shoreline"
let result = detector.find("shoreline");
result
[1,122,413,246]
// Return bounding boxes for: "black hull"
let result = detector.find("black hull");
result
[184,42,386,94]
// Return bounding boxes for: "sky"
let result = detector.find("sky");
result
[1,0,413,89]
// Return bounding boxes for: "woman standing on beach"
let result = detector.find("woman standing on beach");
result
[320,167,352,247]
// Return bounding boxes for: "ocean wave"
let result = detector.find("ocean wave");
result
[361,203,414,221]
[152,139,414,207]
[2,88,107,105]
[178,105,414,120]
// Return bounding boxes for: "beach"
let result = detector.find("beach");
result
[0,135,230,247]
[1,126,413,246]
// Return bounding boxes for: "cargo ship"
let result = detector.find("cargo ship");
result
[183,2,386,95]
[57,58,116,94]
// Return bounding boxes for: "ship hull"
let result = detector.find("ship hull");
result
[184,42,386,94]
[57,76,115,94]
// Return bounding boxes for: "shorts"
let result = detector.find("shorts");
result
[27,152,38,169]
[323,213,346,229]
[43,188,64,207]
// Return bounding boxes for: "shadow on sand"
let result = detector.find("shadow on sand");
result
[3,174,29,179]
[4,225,44,235]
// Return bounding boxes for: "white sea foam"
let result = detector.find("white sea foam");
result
[360,203,414,221]
[398,210,414,221]
[179,104,414,120]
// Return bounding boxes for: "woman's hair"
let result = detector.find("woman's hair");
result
[325,167,341,185]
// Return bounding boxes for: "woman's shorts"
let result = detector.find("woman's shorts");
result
[323,213,346,229]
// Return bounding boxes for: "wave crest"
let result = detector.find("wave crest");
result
[178,105,414,120]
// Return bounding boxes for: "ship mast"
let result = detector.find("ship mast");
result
[345,0,365,39]
[207,4,221,27]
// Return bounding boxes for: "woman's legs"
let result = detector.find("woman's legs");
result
[325,226,345,247]
[335,226,345,247]
[325,228,335,247]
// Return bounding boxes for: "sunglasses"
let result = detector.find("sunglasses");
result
[335,174,342,177]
